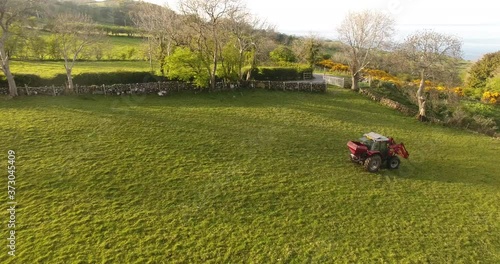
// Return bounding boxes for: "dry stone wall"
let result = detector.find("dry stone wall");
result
[0,81,327,96]
[359,88,416,116]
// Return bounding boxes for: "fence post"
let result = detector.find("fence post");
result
[25,85,29,96]
[103,84,106,95]
[52,85,56,96]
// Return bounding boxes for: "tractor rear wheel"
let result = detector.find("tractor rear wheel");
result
[388,156,400,169]
[364,155,382,173]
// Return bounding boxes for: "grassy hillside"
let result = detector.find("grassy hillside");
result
[8,60,151,79]
[1,87,499,263]
[107,36,145,61]
[17,30,145,61]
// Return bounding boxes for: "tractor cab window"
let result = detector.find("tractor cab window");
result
[379,141,389,154]
[371,141,381,151]
[359,137,374,149]
[368,140,389,153]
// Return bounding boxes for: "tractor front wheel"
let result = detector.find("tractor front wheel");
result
[350,154,360,163]
[388,156,400,169]
[364,155,382,173]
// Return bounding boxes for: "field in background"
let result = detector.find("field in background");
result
[1,35,149,80]
[1,87,499,262]
[106,36,146,61]
[8,60,152,79]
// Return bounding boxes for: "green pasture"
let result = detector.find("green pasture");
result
[0,87,499,263]
[7,60,152,79]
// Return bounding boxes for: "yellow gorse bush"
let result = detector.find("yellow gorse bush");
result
[482,91,500,104]
[413,80,465,97]
[453,87,465,97]
[318,60,465,96]
[363,69,403,87]
[318,60,350,73]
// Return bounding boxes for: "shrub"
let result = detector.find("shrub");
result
[485,76,500,92]
[482,91,500,104]
[13,74,44,87]
[466,51,500,89]
[1,74,66,87]
[269,45,297,63]
[463,101,494,116]
[73,72,165,85]
[371,80,398,89]
[317,59,349,73]
[244,66,312,81]
[471,115,498,135]
[443,104,498,135]
[1,72,165,87]
[453,87,465,97]
[463,87,484,100]
[445,107,471,127]
[364,68,402,87]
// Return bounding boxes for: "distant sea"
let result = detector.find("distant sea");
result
[461,38,500,61]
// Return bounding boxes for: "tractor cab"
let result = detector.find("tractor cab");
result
[359,132,390,156]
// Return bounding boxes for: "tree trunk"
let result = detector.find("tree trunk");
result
[210,23,218,91]
[238,49,244,81]
[148,37,153,73]
[4,63,17,97]
[237,38,245,81]
[160,59,165,76]
[65,67,74,94]
[351,71,360,91]
[246,48,256,81]
[0,44,17,97]
[416,72,428,122]
[159,38,165,76]
[211,49,217,90]
[164,40,172,76]
[245,66,253,81]
[211,65,217,90]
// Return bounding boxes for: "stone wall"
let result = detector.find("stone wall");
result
[359,88,417,116]
[0,80,327,96]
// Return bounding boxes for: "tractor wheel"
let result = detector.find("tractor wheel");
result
[388,156,400,169]
[350,155,360,163]
[364,155,382,173]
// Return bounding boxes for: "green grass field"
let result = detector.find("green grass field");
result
[1,87,499,263]
[106,36,146,61]
[8,60,152,79]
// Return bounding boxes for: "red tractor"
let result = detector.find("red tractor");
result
[347,132,409,172]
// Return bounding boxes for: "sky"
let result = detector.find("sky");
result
[141,0,500,60]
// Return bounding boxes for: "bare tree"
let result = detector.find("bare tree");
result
[180,0,242,89]
[224,8,268,81]
[0,0,42,97]
[52,13,104,93]
[337,10,395,91]
[130,1,179,75]
[292,34,322,68]
[398,30,462,121]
